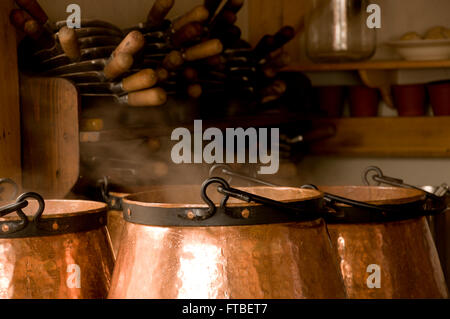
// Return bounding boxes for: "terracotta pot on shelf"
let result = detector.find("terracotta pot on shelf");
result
[392,84,427,116]
[349,85,380,117]
[428,81,450,116]
[315,86,346,118]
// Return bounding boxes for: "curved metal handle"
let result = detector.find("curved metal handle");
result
[0,178,19,201]
[203,177,316,217]
[301,184,403,215]
[363,166,444,202]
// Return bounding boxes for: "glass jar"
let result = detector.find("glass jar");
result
[306,0,377,63]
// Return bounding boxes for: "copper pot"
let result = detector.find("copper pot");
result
[0,194,114,299]
[108,184,347,299]
[319,186,449,299]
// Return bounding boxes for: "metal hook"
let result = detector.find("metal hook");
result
[0,192,45,235]
[200,177,231,219]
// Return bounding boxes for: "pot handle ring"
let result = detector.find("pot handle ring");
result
[0,192,45,235]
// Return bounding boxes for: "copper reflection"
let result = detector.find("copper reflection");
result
[321,186,449,299]
[0,200,115,299]
[108,186,347,299]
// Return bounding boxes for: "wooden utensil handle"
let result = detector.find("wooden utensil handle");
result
[163,50,184,70]
[147,0,175,27]
[172,5,209,31]
[122,69,158,92]
[156,67,169,82]
[128,88,167,107]
[103,53,134,80]
[253,35,275,58]
[223,0,244,13]
[204,0,223,18]
[10,9,29,30]
[15,0,48,25]
[113,30,145,57]
[172,22,204,47]
[273,26,295,50]
[23,19,54,48]
[58,26,81,61]
[211,24,241,46]
[183,39,223,61]
[187,84,203,99]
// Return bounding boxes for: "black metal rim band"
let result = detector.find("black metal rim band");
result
[122,177,325,227]
[122,198,324,227]
[323,201,431,224]
[0,211,108,238]
[0,192,107,238]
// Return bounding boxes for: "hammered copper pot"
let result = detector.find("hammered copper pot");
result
[0,197,115,299]
[108,185,347,299]
[320,186,449,299]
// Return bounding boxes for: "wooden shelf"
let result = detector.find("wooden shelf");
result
[308,116,450,157]
[284,60,450,109]
[283,60,450,72]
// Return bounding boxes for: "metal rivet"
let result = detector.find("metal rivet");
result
[127,208,132,217]
[52,222,59,230]
[187,211,195,220]
[2,224,9,232]
[241,209,250,219]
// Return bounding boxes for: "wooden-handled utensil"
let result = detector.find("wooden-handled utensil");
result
[33,35,122,61]
[76,69,159,94]
[45,52,134,81]
[113,30,146,57]
[204,0,223,21]
[253,26,296,61]
[14,0,53,30]
[58,26,81,61]
[163,39,224,69]
[82,87,167,107]
[172,5,210,32]
[147,0,175,28]
[41,46,116,70]
[10,9,54,49]
[45,30,145,78]
[144,20,206,49]
[222,0,245,14]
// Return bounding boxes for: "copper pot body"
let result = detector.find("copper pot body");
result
[106,192,129,257]
[0,200,115,299]
[108,186,347,299]
[321,186,449,299]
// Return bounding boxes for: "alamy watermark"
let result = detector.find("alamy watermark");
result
[66,264,81,289]
[171,120,280,175]
[366,264,381,289]
[66,4,81,29]
[366,4,381,29]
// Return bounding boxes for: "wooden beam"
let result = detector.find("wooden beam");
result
[0,0,22,189]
